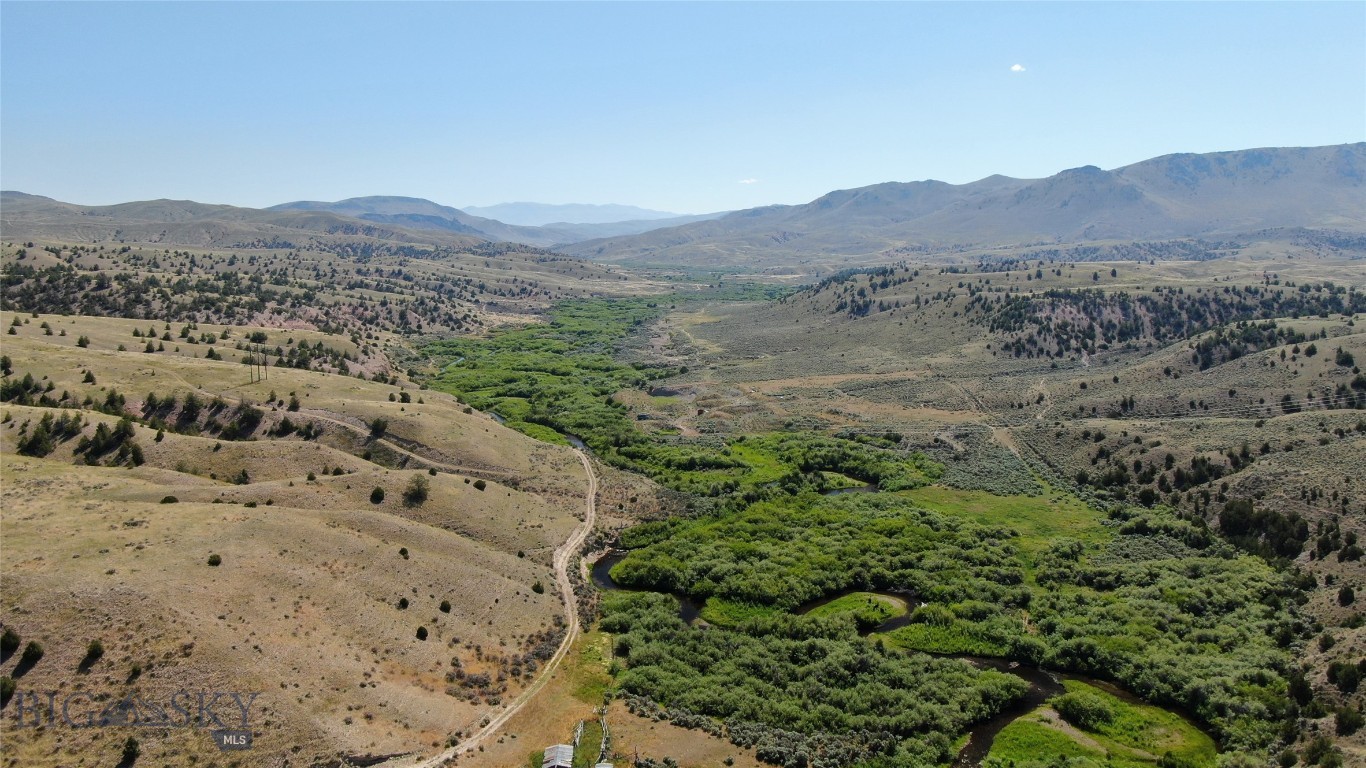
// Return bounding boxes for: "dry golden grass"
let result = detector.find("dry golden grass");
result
[437,630,763,768]
[0,315,593,767]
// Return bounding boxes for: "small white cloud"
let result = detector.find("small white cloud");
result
[1010,64,1026,72]
[738,178,759,185]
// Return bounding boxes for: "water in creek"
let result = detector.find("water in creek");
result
[591,551,703,624]
[820,483,879,496]
[949,657,1065,767]
[590,551,1201,767]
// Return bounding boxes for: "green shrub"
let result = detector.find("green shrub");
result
[1328,662,1361,694]
[0,627,18,657]
[1336,706,1363,736]
[20,640,43,667]
[403,475,429,506]
[207,554,222,566]
[370,487,385,504]
[1051,689,1116,731]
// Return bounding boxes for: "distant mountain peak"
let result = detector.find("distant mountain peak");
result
[561,142,1366,267]
[461,202,684,227]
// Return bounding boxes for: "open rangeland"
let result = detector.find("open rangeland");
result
[0,312,596,767]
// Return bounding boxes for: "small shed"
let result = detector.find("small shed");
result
[542,744,574,768]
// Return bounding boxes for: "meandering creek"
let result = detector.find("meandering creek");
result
[590,550,1206,767]
[820,482,879,496]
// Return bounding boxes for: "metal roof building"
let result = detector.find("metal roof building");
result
[542,744,574,768]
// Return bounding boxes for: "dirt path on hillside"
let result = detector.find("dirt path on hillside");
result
[402,448,597,768]
[174,379,519,479]
[303,407,518,479]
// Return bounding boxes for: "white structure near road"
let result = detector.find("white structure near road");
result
[542,744,574,768]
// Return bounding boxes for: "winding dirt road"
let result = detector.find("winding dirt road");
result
[406,447,597,768]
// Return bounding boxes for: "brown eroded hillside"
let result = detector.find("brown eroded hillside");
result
[0,312,607,767]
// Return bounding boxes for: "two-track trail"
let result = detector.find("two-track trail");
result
[406,448,597,768]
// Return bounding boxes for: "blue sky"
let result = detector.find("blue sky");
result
[2,2,1363,214]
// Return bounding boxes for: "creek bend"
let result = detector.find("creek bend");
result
[590,550,1208,767]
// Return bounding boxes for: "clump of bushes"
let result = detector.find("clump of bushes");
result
[1051,689,1115,730]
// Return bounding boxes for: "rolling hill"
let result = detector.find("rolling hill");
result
[268,195,572,247]
[562,143,1366,268]
[462,202,683,226]
[271,196,726,246]
[0,191,487,250]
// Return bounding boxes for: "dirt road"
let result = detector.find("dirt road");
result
[403,447,597,768]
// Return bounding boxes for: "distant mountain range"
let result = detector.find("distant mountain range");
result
[461,202,685,226]
[5,144,1361,267]
[268,197,724,247]
[0,192,487,250]
[562,143,1366,267]
[0,193,726,250]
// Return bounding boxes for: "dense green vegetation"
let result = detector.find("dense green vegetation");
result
[803,593,907,631]
[614,494,1027,613]
[422,295,1312,767]
[609,492,1300,758]
[427,299,939,502]
[428,297,675,447]
[984,715,1111,768]
[985,679,1217,768]
[602,590,1028,768]
[1051,680,1217,766]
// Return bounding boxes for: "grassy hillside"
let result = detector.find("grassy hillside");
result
[3,231,1363,768]
[0,311,598,767]
[1,237,661,342]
